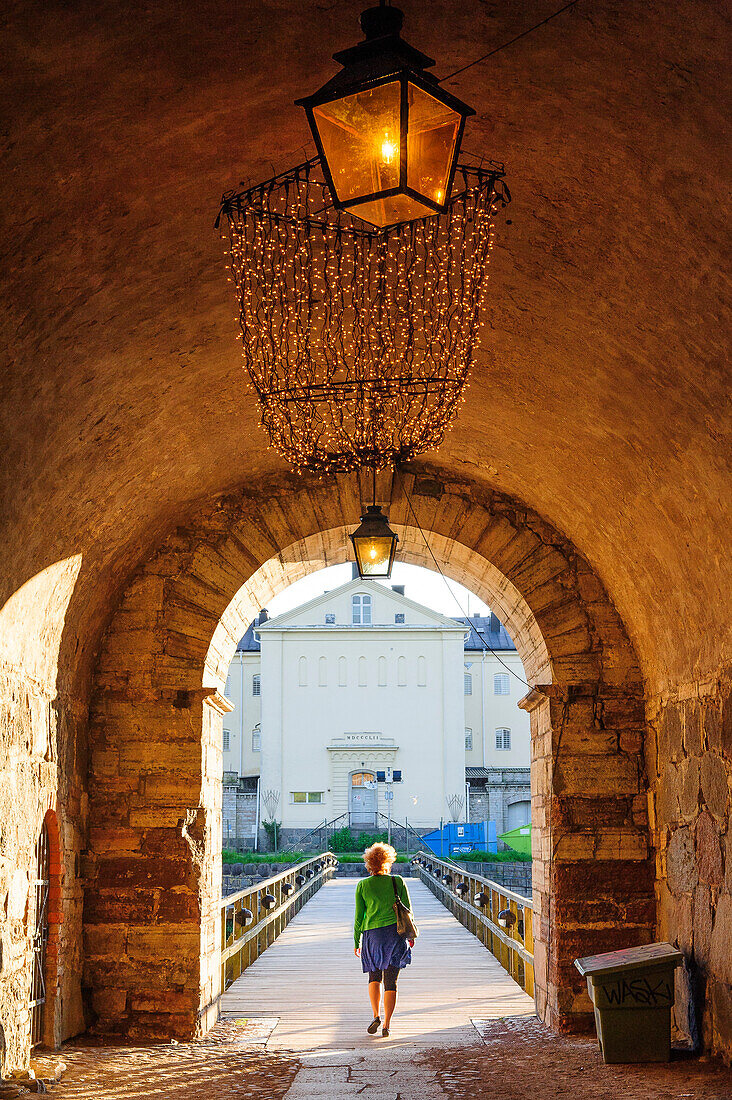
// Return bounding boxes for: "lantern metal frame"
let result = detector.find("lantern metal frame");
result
[296,4,475,226]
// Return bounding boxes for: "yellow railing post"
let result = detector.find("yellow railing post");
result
[413,852,533,997]
[220,853,336,990]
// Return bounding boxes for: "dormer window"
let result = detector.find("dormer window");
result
[352,593,372,625]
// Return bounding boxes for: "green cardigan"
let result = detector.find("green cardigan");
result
[354,873,412,947]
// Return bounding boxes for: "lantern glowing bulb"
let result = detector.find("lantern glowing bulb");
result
[381,134,397,163]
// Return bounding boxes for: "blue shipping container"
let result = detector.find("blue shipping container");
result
[421,821,497,857]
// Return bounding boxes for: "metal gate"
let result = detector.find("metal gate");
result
[30,822,50,1046]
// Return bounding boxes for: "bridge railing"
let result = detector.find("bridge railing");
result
[221,852,337,990]
[413,851,534,998]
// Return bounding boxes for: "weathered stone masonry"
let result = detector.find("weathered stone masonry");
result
[84,467,652,1040]
[650,672,732,1061]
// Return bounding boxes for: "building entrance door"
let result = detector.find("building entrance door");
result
[350,771,377,827]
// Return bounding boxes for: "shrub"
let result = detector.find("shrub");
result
[448,848,531,863]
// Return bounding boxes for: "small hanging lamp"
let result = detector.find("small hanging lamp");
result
[351,469,399,578]
[296,2,475,228]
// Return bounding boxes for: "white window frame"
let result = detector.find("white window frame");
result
[494,672,510,695]
[251,727,261,753]
[464,672,473,695]
[290,791,323,805]
[223,728,231,752]
[465,727,473,750]
[252,673,261,696]
[352,593,372,625]
[495,727,511,751]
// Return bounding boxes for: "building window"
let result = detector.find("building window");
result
[397,656,406,686]
[223,728,230,751]
[395,612,405,623]
[494,672,510,695]
[464,672,472,695]
[358,656,367,687]
[496,727,511,751]
[377,656,387,687]
[291,791,323,804]
[252,728,261,752]
[224,675,232,698]
[298,656,307,686]
[308,792,323,804]
[325,612,336,624]
[318,656,327,687]
[291,791,307,803]
[252,674,261,696]
[338,656,347,687]
[352,593,372,625]
[417,655,426,686]
[465,727,473,750]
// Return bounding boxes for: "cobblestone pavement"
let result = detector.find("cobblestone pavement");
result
[31,1020,299,1100]
[429,1016,732,1100]
[4,1016,732,1099]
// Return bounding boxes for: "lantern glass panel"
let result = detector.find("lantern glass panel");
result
[313,81,401,205]
[352,533,396,576]
[352,192,436,228]
[406,84,461,204]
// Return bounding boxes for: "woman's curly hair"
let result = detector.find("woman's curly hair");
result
[363,842,398,875]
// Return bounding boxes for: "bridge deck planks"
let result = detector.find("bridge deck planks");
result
[221,877,535,1050]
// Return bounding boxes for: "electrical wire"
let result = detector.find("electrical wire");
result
[440,0,584,82]
[398,472,533,691]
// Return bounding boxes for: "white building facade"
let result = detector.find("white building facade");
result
[222,579,531,847]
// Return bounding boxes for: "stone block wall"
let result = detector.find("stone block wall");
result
[222,788,257,850]
[459,860,532,896]
[467,768,531,834]
[0,670,86,1075]
[650,670,732,1062]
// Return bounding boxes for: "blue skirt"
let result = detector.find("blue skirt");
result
[361,923,412,973]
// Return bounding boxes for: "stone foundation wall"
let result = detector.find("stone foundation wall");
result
[0,670,86,1075]
[458,861,532,896]
[650,669,732,1063]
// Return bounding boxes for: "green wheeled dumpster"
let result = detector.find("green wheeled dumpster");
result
[574,942,683,1064]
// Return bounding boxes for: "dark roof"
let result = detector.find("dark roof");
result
[457,614,516,651]
[236,609,516,653]
[236,620,261,652]
[466,767,493,779]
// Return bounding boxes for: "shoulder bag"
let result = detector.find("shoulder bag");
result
[391,876,419,940]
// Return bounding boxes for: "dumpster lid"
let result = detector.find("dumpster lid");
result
[574,942,683,978]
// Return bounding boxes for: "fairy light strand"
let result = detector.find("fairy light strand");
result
[218,158,510,476]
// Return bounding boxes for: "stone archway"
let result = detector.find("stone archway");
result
[84,466,652,1039]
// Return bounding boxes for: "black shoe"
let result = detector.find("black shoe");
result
[367,1016,381,1034]
[381,1026,390,1037]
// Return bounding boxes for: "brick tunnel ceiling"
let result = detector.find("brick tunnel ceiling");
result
[1,0,729,696]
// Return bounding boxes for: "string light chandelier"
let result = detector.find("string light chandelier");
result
[218,2,510,476]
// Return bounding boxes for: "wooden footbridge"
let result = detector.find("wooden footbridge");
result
[220,855,535,1051]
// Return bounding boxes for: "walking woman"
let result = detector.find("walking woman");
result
[354,842,414,1037]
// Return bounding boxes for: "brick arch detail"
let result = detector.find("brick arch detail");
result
[40,807,63,1049]
[86,467,654,1040]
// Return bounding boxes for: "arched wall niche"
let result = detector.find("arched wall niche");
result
[84,466,652,1043]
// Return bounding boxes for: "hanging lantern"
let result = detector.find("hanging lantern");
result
[351,503,399,578]
[297,3,474,228]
